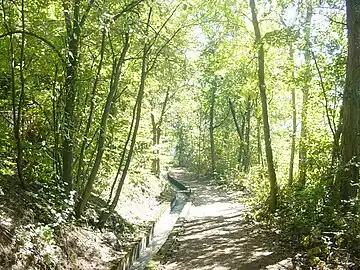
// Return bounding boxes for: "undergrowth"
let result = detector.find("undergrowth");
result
[217,167,360,269]
[0,171,170,269]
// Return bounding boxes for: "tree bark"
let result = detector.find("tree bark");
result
[62,0,80,193]
[76,28,106,187]
[298,3,312,187]
[243,97,251,172]
[337,0,360,201]
[151,89,169,176]
[51,66,61,178]
[106,97,137,208]
[61,0,95,193]
[250,0,277,211]
[209,85,216,177]
[16,0,25,186]
[331,106,343,168]
[227,97,245,170]
[76,33,130,217]
[289,46,296,186]
[98,23,149,227]
[257,116,263,167]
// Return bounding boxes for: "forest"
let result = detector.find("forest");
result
[0,0,359,269]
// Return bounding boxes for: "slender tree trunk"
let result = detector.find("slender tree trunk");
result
[98,28,149,227]
[198,101,202,175]
[331,106,343,168]
[62,0,81,193]
[76,34,130,217]
[239,112,246,166]
[209,85,216,177]
[336,0,360,201]
[156,127,161,175]
[51,66,61,178]
[9,32,20,185]
[150,89,170,176]
[257,116,263,167]
[76,28,106,187]
[107,98,137,206]
[298,3,312,187]
[250,0,277,211]
[289,46,296,186]
[243,97,251,172]
[227,97,244,170]
[61,0,95,193]
[13,0,26,186]
[151,113,157,174]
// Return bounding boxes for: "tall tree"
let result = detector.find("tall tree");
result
[337,0,360,202]
[249,0,277,211]
[62,0,95,193]
[76,33,130,217]
[298,2,312,187]
[209,82,216,177]
[151,89,170,176]
[98,7,152,226]
[289,46,296,186]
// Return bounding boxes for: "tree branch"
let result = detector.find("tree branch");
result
[0,30,65,63]
[112,0,145,22]
[79,0,96,29]
[311,50,336,138]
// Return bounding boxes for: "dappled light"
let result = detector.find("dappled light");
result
[0,0,359,268]
[158,172,293,270]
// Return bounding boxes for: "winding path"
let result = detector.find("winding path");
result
[158,169,293,270]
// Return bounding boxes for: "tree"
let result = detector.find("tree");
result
[76,33,130,217]
[209,80,216,177]
[298,1,313,187]
[151,89,170,176]
[288,46,296,186]
[337,0,360,202]
[249,0,277,211]
[61,0,96,193]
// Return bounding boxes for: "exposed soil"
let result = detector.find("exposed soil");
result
[0,172,174,269]
[157,169,294,270]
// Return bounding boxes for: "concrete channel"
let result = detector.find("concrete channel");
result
[121,173,191,270]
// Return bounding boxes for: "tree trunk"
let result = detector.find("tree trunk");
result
[98,30,149,227]
[151,113,157,174]
[62,0,81,193]
[76,28,106,187]
[151,89,170,177]
[156,127,161,174]
[331,106,343,168]
[337,0,360,202]
[250,0,277,211]
[257,116,263,167]
[227,97,245,170]
[106,97,137,208]
[51,66,61,178]
[12,0,26,186]
[209,85,216,177]
[298,4,312,187]
[76,34,130,217]
[289,46,296,186]
[16,0,25,185]
[243,97,251,172]
[61,0,95,193]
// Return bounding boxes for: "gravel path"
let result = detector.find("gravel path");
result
[159,169,293,270]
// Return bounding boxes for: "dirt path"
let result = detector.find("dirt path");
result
[159,169,293,270]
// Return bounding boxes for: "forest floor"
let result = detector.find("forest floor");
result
[0,172,174,269]
[153,169,295,270]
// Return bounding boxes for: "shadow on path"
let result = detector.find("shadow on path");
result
[159,169,294,270]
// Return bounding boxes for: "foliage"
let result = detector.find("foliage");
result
[264,182,360,267]
[0,0,358,267]
[13,224,61,269]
